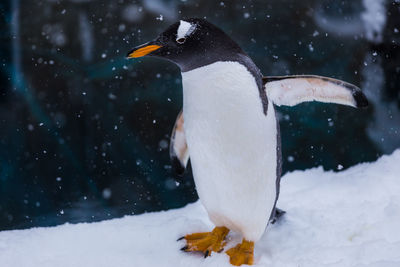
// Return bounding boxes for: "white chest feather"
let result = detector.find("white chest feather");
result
[181,61,278,242]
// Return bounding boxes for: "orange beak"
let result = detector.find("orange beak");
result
[126,44,162,58]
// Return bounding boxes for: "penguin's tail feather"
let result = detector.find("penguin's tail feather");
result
[269,207,286,224]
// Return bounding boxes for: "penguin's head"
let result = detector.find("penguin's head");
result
[126,18,244,71]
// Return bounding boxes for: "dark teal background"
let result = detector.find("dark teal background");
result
[0,0,399,230]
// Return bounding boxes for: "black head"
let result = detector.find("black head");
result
[127,18,246,72]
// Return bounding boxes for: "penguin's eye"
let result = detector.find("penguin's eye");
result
[176,37,186,44]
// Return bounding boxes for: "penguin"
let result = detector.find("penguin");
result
[127,18,368,266]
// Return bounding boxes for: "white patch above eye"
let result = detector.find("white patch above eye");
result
[176,20,196,41]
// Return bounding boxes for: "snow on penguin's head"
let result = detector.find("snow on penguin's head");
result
[176,20,197,43]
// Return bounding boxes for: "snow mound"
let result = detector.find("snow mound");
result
[1,151,400,267]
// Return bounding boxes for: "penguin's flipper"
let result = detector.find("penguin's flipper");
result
[263,75,368,108]
[170,110,189,176]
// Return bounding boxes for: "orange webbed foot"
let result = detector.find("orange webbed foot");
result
[179,226,229,257]
[226,239,254,266]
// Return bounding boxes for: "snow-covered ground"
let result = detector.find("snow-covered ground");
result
[1,151,400,267]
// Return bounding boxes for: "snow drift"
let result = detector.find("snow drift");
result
[1,150,400,267]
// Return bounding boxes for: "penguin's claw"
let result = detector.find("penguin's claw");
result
[226,239,254,266]
[179,226,229,257]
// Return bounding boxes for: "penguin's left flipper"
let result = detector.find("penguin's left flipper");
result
[170,110,189,176]
[269,208,286,224]
[263,75,368,108]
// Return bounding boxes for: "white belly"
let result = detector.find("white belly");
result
[182,61,278,242]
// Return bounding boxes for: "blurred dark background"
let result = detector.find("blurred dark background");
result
[0,0,399,230]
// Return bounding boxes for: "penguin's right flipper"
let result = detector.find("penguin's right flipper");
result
[263,75,368,108]
[170,110,190,176]
[270,208,286,224]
